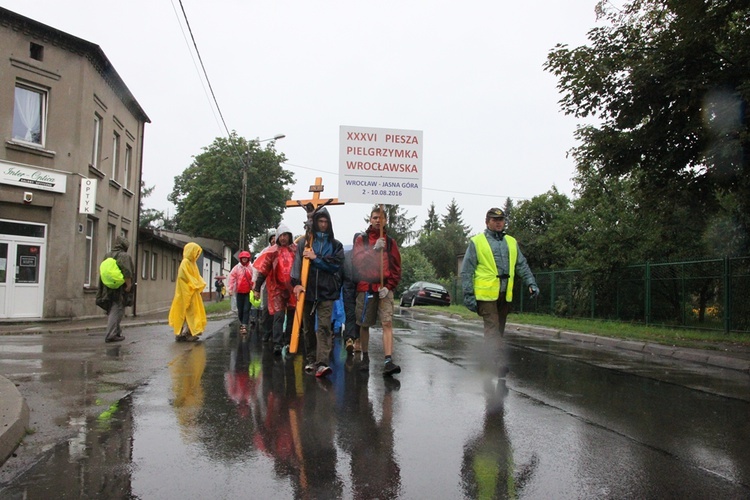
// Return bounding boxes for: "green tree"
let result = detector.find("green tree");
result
[139,180,165,229]
[441,198,471,236]
[169,133,293,244]
[545,0,750,254]
[396,246,437,297]
[416,222,469,280]
[509,187,575,270]
[365,204,417,247]
[502,197,515,230]
[422,202,441,236]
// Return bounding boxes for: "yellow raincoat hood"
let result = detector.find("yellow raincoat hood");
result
[169,242,207,336]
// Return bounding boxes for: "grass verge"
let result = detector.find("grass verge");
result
[412,304,750,349]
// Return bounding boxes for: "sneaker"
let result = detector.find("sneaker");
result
[185,334,200,342]
[345,338,354,354]
[353,339,362,353]
[383,359,401,377]
[305,362,316,373]
[105,334,125,343]
[315,364,332,378]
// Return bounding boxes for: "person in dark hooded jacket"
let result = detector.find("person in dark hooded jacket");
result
[96,236,135,343]
[291,207,344,378]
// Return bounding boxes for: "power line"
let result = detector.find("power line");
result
[174,0,247,167]
[281,162,530,201]
[169,0,223,135]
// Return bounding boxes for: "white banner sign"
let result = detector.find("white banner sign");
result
[0,160,67,193]
[338,125,422,206]
[79,178,97,214]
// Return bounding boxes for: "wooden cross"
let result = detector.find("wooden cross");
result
[285,177,344,231]
[285,177,344,353]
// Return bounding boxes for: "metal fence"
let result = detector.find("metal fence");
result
[451,256,750,334]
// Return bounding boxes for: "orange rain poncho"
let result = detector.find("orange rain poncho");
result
[169,242,207,337]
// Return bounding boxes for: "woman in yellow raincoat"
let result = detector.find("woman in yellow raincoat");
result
[169,242,207,341]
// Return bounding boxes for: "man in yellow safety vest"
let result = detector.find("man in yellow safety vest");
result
[461,208,539,375]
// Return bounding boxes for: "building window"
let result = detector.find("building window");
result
[172,258,177,282]
[107,224,116,252]
[162,254,168,280]
[151,252,157,280]
[112,132,120,181]
[13,83,47,145]
[124,145,132,190]
[30,42,44,61]
[142,250,149,279]
[91,114,102,169]
[84,219,95,287]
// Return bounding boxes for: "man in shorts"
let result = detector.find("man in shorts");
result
[352,207,402,376]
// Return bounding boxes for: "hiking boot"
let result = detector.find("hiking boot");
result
[345,338,354,354]
[315,364,332,378]
[383,359,401,377]
[353,339,362,353]
[359,353,370,372]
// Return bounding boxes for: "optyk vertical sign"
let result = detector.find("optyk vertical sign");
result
[79,178,97,214]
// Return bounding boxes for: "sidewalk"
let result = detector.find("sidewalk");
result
[1,309,749,468]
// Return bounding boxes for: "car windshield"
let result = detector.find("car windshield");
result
[422,283,445,291]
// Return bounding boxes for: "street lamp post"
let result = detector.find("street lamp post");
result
[239,134,285,251]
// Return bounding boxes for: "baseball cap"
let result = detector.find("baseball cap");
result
[486,208,505,219]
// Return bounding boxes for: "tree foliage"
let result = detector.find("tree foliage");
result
[396,246,437,296]
[422,202,441,236]
[545,0,750,255]
[365,204,417,247]
[168,133,293,244]
[139,180,165,229]
[441,198,471,237]
[509,187,575,271]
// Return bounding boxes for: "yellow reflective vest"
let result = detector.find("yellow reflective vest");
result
[471,233,517,302]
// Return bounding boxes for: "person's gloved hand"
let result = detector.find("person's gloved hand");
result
[465,296,477,313]
[529,284,540,299]
[373,238,386,251]
[379,287,389,299]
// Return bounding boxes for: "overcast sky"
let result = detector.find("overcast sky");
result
[5,0,601,245]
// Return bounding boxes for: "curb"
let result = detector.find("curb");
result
[507,322,750,373]
[0,376,29,465]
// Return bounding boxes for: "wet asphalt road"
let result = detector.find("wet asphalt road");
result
[1,312,749,499]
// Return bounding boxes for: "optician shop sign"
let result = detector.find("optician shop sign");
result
[338,125,422,206]
[0,160,67,193]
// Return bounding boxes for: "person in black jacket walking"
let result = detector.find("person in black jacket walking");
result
[292,207,344,378]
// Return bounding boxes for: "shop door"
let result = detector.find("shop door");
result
[0,221,46,318]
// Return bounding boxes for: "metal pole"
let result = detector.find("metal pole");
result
[239,155,249,251]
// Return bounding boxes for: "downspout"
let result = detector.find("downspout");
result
[132,120,146,317]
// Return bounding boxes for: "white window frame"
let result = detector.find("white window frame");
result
[107,224,116,252]
[91,114,102,168]
[112,132,120,181]
[13,82,47,146]
[150,252,157,280]
[142,250,149,279]
[84,219,95,287]
[124,144,132,190]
